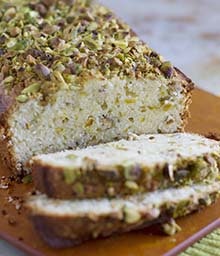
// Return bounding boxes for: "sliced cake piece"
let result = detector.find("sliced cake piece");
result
[30,133,220,199]
[26,182,220,248]
[0,0,194,173]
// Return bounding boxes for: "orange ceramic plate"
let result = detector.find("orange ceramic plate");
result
[0,89,220,256]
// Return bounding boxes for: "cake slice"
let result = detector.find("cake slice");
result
[26,182,220,248]
[0,0,194,173]
[30,133,220,199]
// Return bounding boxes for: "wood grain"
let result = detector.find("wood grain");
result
[186,89,220,134]
[0,88,220,256]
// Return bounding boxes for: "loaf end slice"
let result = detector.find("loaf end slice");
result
[0,0,194,173]
[26,182,220,248]
[30,133,220,199]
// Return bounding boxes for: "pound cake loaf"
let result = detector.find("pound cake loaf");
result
[27,182,220,248]
[30,133,220,199]
[0,0,194,173]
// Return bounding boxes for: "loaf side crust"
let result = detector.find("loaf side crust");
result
[174,67,194,130]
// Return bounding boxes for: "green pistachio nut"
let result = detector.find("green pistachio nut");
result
[125,181,139,190]
[162,219,181,236]
[16,94,28,103]
[124,205,141,224]
[74,182,84,195]
[22,83,41,94]
[63,167,80,184]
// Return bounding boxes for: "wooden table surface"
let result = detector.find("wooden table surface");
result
[0,89,220,256]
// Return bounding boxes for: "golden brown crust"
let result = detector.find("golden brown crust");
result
[0,82,20,171]
[174,67,195,93]
[0,81,30,173]
[0,132,19,173]
[174,67,194,131]
[0,117,17,172]
[205,133,220,141]
[31,215,161,248]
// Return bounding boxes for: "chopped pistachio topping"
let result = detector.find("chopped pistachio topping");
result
[198,196,212,206]
[125,180,139,190]
[123,161,141,181]
[22,174,33,184]
[3,76,14,84]
[16,94,28,103]
[162,219,181,236]
[107,187,115,196]
[66,154,78,160]
[0,0,176,104]
[160,61,174,79]
[73,182,84,195]
[111,142,128,151]
[21,83,41,94]
[63,167,80,184]
[123,205,141,224]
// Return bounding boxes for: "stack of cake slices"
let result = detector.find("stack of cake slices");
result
[26,133,220,248]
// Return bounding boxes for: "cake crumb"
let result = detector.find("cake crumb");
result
[8,218,16,226]
[7,196,24,211]
[1,209,7,216]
